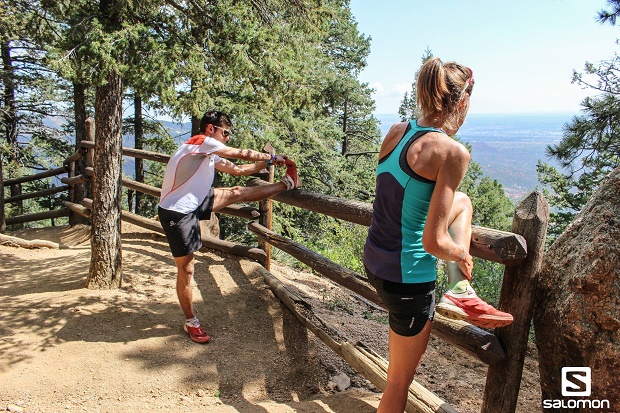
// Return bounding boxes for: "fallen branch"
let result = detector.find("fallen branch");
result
[256,266,457,413]
[0,233,59,249]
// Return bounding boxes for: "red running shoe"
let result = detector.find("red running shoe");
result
[183,324,211,343]
[436,286,513,329]
[282,159,300,189]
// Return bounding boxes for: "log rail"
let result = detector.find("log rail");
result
[1,121,549,413]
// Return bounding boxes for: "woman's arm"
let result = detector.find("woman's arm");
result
[421,140,474,277]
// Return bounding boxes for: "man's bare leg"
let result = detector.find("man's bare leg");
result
[175,253,211,343]
[212,182,288,212]
[174,253,196,319]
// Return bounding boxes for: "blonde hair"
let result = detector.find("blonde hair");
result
[416,57,474,130]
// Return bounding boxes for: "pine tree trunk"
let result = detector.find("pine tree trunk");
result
[134,94,144,214]
[191,114,200,136]
[87,69,123,289]
[70,81,90,225]
[0,151,5,232]
[1,38,23,225]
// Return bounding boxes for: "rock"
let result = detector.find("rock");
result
[7,405,24,412]
[327,372,351,392]
[200,213,220,238]
[534,166,620,406]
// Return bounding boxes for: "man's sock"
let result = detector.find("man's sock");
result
[185,317,201,328]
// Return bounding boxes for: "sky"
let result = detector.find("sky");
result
[349,0,620,115]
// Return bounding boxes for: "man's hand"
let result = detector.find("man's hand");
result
[272,154,288,166]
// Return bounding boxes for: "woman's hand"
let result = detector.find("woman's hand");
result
[457,249,473,281]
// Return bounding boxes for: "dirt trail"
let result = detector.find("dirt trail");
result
[0,224,541,412]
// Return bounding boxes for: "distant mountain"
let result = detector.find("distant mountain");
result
[374,113,572,201]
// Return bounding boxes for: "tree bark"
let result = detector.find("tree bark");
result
[191,114,200,136]
[134,94,144,214]
[2,38,22,223]
[87,69,124,289]
[0,151,5,232]
[70,82,90,225]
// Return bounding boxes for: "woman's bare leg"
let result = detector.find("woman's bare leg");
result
[446,191,473,288]
[377,321,433,413]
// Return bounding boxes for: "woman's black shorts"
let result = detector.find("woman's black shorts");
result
[158,188,215,257]
[366,267,435,337]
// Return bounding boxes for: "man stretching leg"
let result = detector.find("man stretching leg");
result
[158,110,299,343]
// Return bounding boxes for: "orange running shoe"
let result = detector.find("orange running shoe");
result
[183,323,211,344]
[282,159,300,189]
[436,286,513,329]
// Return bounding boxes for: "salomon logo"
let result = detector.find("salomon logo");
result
[543,367,610,410]
[562,367,591,396]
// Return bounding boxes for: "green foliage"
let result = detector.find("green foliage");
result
[398,49,433,121]
[537,87,620,241]
[536,2,620,242]
[6,0,377,278]
[307,219,367,274]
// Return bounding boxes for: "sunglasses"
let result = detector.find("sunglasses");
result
[461,67,474,95]
[213,125,231,137]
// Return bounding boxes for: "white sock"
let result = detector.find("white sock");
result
[185,317,200,328]
[282,175,294,190]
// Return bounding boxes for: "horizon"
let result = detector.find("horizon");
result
[350,0,619,115]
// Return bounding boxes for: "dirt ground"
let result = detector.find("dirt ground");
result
[0,223,542,413]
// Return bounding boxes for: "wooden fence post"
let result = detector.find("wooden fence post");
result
[481,191,549,413]
[84,118,95,199]
[0,151,5,232]
[258,142,275,270]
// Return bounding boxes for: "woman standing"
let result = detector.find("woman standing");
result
[363,58,513,412]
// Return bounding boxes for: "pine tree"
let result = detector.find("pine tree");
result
[1,0,71,226]
[537,1,620,241]
[398,48,433,121]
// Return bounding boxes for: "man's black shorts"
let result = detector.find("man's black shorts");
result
[158,188,215,257]
[365,267,435,337]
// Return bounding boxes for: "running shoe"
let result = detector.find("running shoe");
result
[283,159,300,189]
[436,285,513,328]
[183,323,211,343]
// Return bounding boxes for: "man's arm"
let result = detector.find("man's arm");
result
[214,146,273,162]
[213,145,287,177]
[214,158,269,177]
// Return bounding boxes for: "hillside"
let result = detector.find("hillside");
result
[0,224,542,412]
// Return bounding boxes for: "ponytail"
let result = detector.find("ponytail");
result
[417,57,449,115]
[416,57,474,128]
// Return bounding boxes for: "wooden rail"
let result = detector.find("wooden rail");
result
[3,166,68,186]
[80,140,171,164]
[5,208,69,225]
[2,125,548,413]
[247,178,528,266]
[248,221,506,365]
[257,265,457,412]
[4,185,69,204]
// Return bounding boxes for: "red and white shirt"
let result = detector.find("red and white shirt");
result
[159,134,226,214]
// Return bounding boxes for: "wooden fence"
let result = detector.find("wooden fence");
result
[0,119,549,413]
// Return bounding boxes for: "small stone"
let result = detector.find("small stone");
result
[7,405,25,413]
[328,372,351,392]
